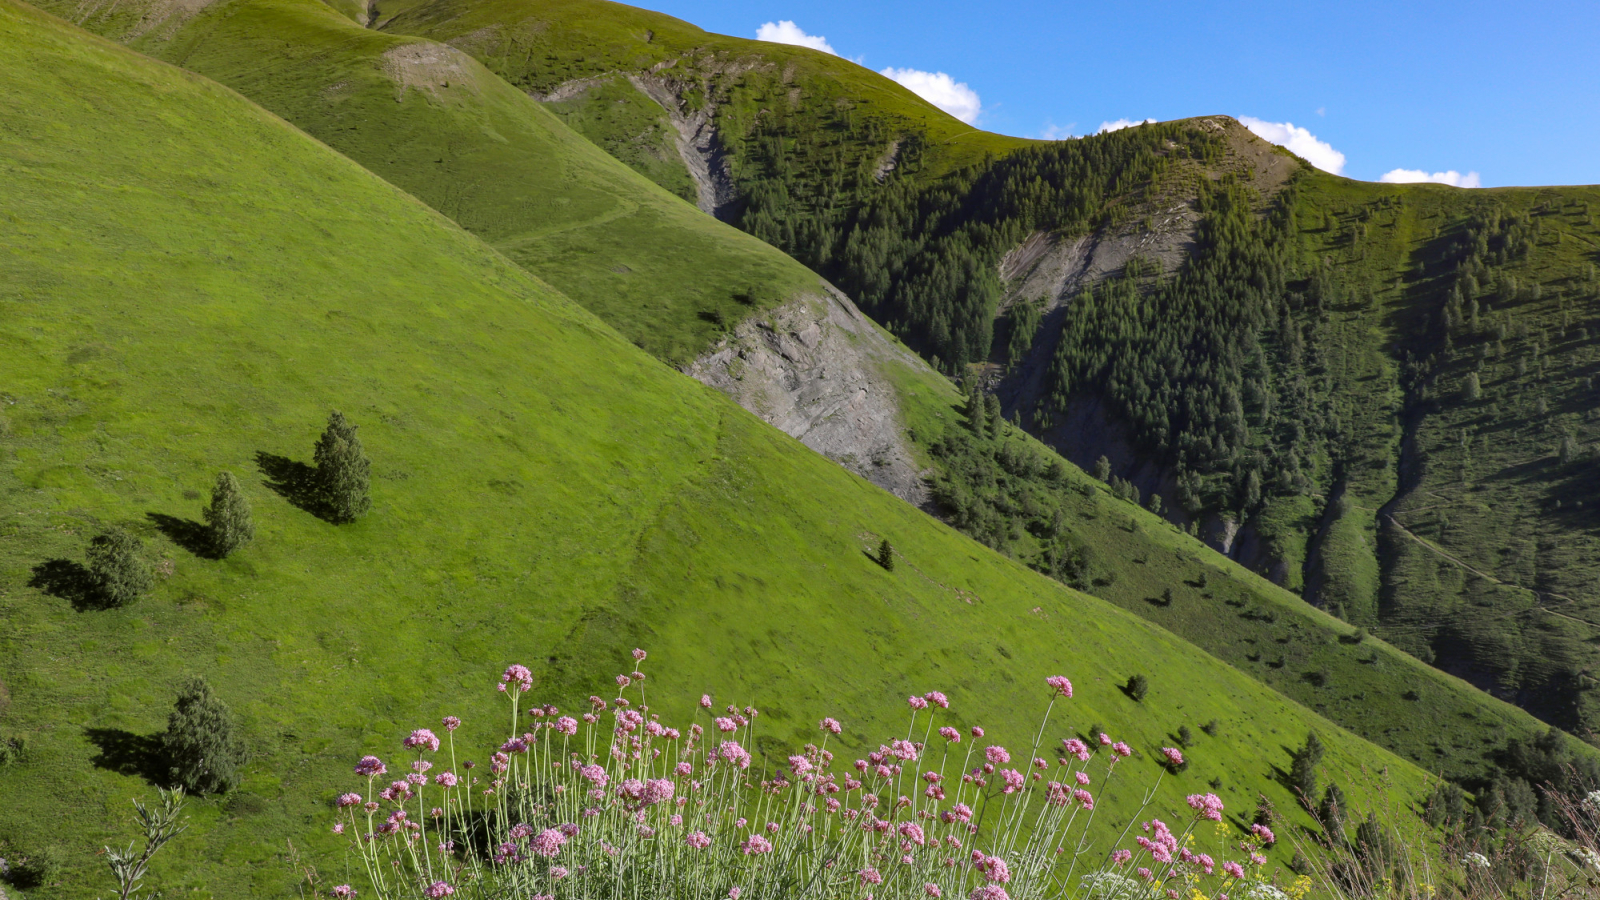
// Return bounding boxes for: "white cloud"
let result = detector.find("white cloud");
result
[878,67,982,124]
[1238,116,1346,175]
[1379,168,1482,188]
[754,20,836,55]
[1097,118,1156,134]
[1038,122,1077,141]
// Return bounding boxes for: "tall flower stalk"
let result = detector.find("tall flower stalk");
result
[326,651,1278,900]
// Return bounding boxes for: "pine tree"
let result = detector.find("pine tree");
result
[314,410,371,523]
[87,527,153,608]
[1463,371,1481,402]
[965,384,986,434]
[1319,782,1348,839]
[1560,434,1579,466]
[1094,455,1112,483]
[876,538,895,572]
[984,394,1003,438]
[1290,731,1324,806]
[203,472,254,557]
[162,676,246,794]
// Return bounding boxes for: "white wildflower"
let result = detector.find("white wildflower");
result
[1462,851,1491,870]
[1080,871,1144,900]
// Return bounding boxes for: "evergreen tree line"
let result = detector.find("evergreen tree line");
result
[734,118,1214,371]
[1047,178,1337,516]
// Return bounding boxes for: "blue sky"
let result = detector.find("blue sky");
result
[644,0,1600,187]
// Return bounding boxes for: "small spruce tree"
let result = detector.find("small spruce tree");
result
[314,410,371,523]
[876,538,895,572]
[984,394,1003,438]
[1177,725,1193,747]
[1463,371,1481,401]
[965,384,986,434]
[162,676,247,795]
[1126,674,1149,702]
[1094,455,1112,483]
[1290,731,1325,806]
[1319,782,1348,839]
[87,527,154,608]
[203,471,254,557]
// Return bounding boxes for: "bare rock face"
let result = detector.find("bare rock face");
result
[684,288,931,506]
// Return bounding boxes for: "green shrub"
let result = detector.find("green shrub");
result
[203,471,255,557]
[0,734,26,767]
[86,527,153,607]
[14,844,65,888]
[162,676,247,794]
[1176,725,1193,747]
[314,410,371,523]
[1125,674,1148,702]
[1200,719,1219,737]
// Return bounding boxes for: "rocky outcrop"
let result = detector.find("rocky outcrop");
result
[627,73,739,220]
[684,288,932,506]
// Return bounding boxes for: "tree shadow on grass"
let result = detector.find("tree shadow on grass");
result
[27,559,104,611]
[85,726,167,786]
[147,512,216,559]
[255,451,329,521]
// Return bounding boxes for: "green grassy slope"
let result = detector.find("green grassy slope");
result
[37,0,825,367]
[0,3,1442,895]
[42,0,1600,794]
[378,0,1031,238]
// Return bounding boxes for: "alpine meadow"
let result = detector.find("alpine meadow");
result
[2,0,1600,898]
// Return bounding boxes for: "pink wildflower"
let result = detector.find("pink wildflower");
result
[424,883,455,899]
[718,741,752,769]
[900,822,926,845]
[984,746,1011,765]
[555,716,578,736]
[939,727,961,743]
[977,856,1011,884]
[699,695,713,709]
[1045,675,1073,698]
[441,716,460,732]
[404,729,440,753]
[530,829,567,858]
[971,726,985,738]
[1000,769,1025,794]
[332,822,345,834]
[860,868,884,886]
[715,717,738,733]
[742,835,773,854]
[1162,747,1185,766]
[336,792,362,808]
[1137,867,1153,882]
[925,691,950,708]
[551,867,569,880]
[1251,853,1268,866]
[1250,823,1276,845]
[1075,771,1090,786]
[1186,792,1224,821]
[1073,788,1094,809]
[332,887,356,899]
[1112,849,1132,865]
[579,764,608,788]
[1099,732,1112,745]
[354,756,386,777]
[1223,861,1245,879]
[728,890,741,900]
[821,717,842,734]
[908,696,929,710]
[970,887,1009,900]
[925,884,943,898]
[1062,738,1091,762]
[685,831,712,849]
[632,648,647,660]
[500,665,532,693]
[616,675,631,688]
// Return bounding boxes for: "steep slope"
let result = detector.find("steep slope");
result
[377,0,1031,228]
[37,0,943,501]
[0,2,1444,894]
[52,0,1600,791]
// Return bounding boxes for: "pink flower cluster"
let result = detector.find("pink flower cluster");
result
[1186,792,1224,822]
